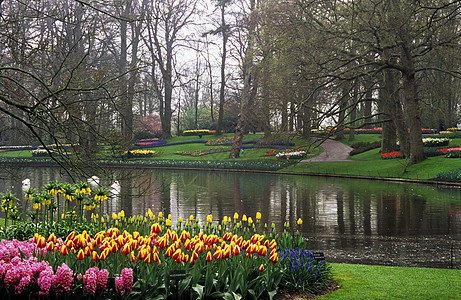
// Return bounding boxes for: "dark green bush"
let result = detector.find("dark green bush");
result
[349,141,381,156]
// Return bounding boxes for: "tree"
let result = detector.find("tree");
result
[143,0,198,138]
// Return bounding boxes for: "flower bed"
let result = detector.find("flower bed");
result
[0,215,332,298]
[275,150,307,160]
[0,181,333,298]
[436,147,461,158]
[381,152,402,159]
[174,148,230,157]
[183,129,214,136]
[422,138,449,147]
[31,149,54,157]
[124,149,156,158]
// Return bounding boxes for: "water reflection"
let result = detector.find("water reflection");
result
[1,166,460,268]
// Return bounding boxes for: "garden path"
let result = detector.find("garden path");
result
[303,138,353,162]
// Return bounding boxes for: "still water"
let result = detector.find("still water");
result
[1,166,460,269]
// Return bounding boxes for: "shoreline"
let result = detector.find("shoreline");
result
[1,158,461,188]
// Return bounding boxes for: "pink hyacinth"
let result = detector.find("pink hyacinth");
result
[83,266,109,295]
[52,263,74,296]
[37,265,54,296]
[115,268,133,295]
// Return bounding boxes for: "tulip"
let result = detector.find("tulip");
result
[37,236,46,249]
[242,214,247,222]
[144,253,151,263]
[60,245,68,256]
[206,251,213,262]
[213,248,222,260]
[46,241,54,252]
[206,214,213,224]
[259,264,264,272]
[77,249,85,260]
[269,252,279,263]
[256,212,261,220]
[121,243,131,256]
[165,219,172,227]
[297,218,303,225]
[130,251,137,262]
[257,245,267,257]
[47,233,57,244]
[92,251,99,262]
[233,212,239,220]
[232,245,240,256]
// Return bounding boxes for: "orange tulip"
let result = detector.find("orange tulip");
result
[257,245,267,257]
[47,233,57,244]
[60,245,68,256]
[151,223,161,234]
[36,236,46,249]
[77,249,85,260]
[144,253,151,263]
[121,243,131,256]
[46,241,54,252]
[195,243,204,254]
[130,251,137,262]
[232,245,240,256]
[213,248,222,260]
[206,251,213,262]
[180,230,190,242]
[172,249,181,260]
[259,264,265,272]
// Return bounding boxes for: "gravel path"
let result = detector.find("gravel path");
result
[303,138,353,162]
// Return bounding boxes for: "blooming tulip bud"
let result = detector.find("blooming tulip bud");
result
[77,249,85,260]
[259,264,265,272]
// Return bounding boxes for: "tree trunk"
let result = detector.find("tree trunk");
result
[216,4,228,136]
[400,43,425,165]
[229,0,257,158]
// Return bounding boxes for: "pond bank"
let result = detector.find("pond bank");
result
[1,157,461,187]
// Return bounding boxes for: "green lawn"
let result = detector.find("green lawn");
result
[2,133,461,180]
[327,263,461,299]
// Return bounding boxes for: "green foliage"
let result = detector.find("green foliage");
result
[445,150,461,158]
[437,132,461,139]
[2,220,98,241]
[436,168,461,181]
[349,141,381,156]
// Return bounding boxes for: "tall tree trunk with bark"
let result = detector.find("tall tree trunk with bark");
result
[229,0,257,158]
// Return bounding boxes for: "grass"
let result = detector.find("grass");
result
[327,263,461,299]
[1,133,461,180]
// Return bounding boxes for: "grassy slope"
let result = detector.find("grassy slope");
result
[327,263,461,299]
[284,135,461,180]
[1,133,461,179]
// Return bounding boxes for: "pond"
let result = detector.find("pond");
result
[0,165,460,269]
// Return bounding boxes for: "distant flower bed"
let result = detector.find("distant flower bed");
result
[422,138,449,147]
[31,149,54,157]
[205,137,234,146]
[275,150,306,160]
[124,149,156,157]
[183,129,221,136]
[381,152,402,159]
[174,148,230,157]
[436,147,461,158]
[133,140,207,148]
[133,139,165,147]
